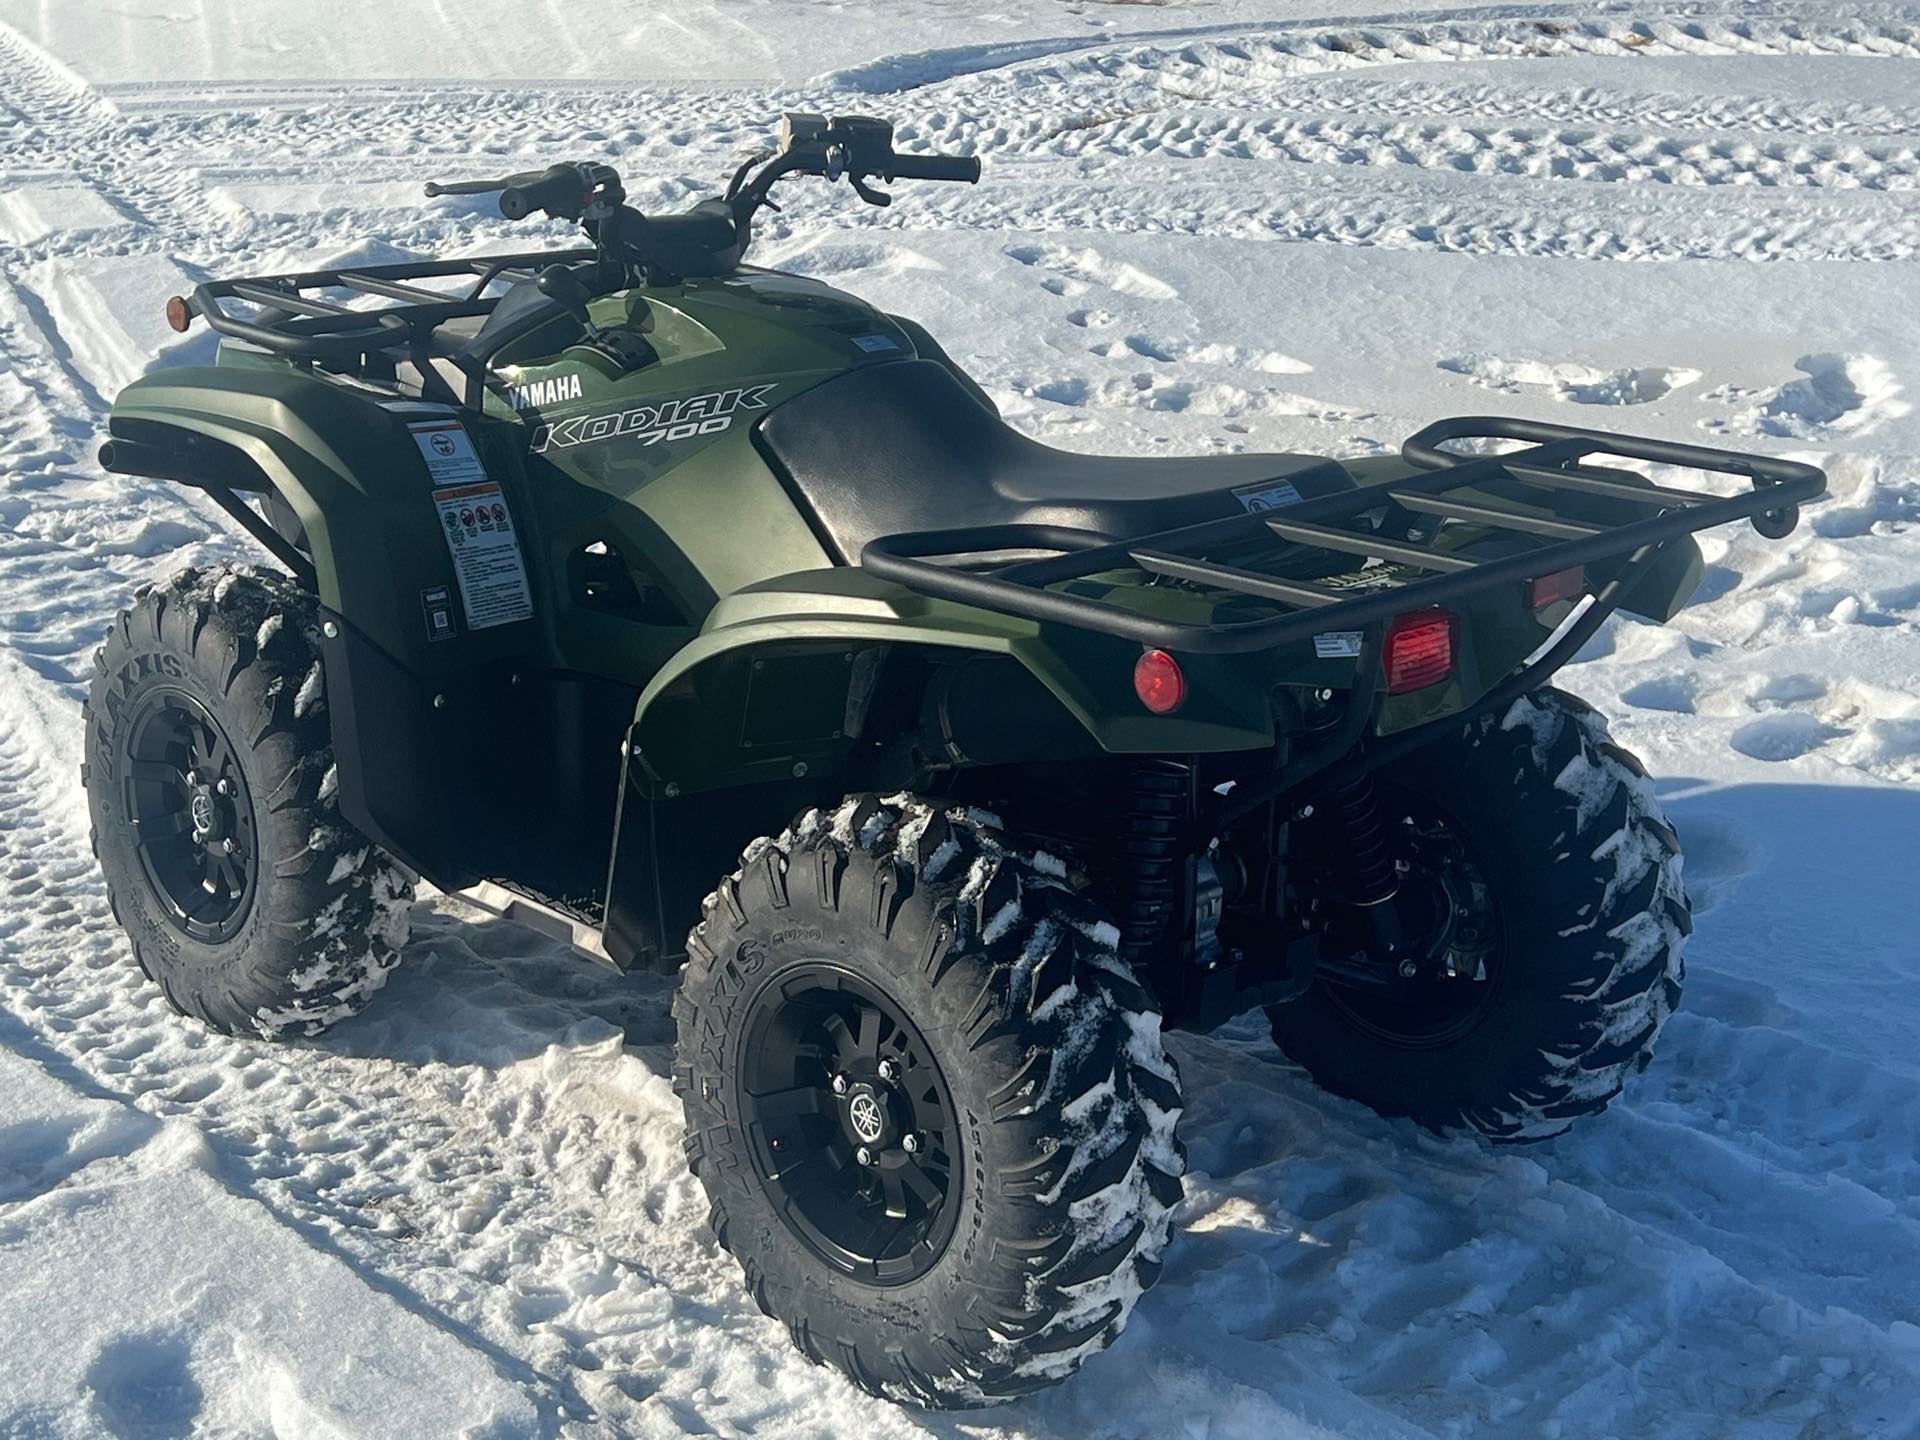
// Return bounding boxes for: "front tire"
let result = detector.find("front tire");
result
[83,565,413,1038]
[674,794,1184,1407]
[1270,688,1689,1141]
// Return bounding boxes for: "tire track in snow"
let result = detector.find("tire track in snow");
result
[857,159,1920,264]
[829,4,1920,94]
[1020,111,1920,193]
[1284,74,1920,139]
[872,10,1920,264]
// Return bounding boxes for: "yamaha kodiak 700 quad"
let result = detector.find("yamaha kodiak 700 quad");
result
[86,113,1825,1406]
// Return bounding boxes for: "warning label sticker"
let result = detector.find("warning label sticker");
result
[409,420,488,486]
[1231,477,1303,513]
[433,482,533,629]
[1312,630,1364,659]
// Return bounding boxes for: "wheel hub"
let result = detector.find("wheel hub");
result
[121,688,258,944]
[188,786,221,844]
[736,964,960,1285]
[1314,790,1505,1049]
[843,1083,893,1148]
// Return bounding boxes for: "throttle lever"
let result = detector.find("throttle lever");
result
[849,175,892,207]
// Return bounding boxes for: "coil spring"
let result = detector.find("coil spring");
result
[1326,772,1399,906]
[1116,760,1191,968]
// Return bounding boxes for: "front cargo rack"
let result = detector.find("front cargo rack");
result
[172,248,597,403]
[860,416,1826,657]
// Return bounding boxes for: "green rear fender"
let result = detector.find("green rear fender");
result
[627,567,1285,796]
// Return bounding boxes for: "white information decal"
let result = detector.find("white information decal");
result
[1313,631,1364,659]
[1232,478,1303,513]
[409,419,488,486]
[433,482,533,629]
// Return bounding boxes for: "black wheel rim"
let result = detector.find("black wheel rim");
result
[736,962,960,1286]
[1319,790,1506,1051]
[121,686,258,943]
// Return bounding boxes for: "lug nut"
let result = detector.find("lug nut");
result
[855,1146,874,1167]
[222,838,236,854]
[830,1074,848,1096]
[901,1133,920,1154]
[877,1059,899,1083]
[1397,958,1419,979]
[186,770,199,786]
[217,778,231,796]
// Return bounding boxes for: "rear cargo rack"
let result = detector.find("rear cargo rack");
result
[860,417,1825,656]
[178,248,596,403]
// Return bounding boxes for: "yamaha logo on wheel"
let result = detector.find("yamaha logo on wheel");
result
[848,1092,884,1145]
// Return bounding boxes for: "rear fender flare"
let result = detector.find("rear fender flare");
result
[628,620,1083,797]
[627,590,1278,798]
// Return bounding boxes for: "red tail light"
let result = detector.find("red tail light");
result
[1529,565,1586,609]
[1383,610,1455,694]
[1133,648,1186,714]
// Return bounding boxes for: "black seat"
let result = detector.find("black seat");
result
[756,360,1353,563]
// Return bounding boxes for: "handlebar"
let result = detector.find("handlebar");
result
[424,114,978,283]
[882,152,981,183]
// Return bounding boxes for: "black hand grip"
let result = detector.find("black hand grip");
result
[500,165,588,221]
[885,152,981,183]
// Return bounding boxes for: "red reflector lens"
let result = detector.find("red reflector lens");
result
[163,294,193,334]
[1134,648,1186,714]
[1529,565,1586,609]
[1383,610,1455,695]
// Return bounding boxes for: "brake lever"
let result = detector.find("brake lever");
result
[849,175,892,207]
[425,169,543,198]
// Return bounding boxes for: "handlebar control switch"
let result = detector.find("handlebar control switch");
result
[779,113,829,154]
[831,115,896,175]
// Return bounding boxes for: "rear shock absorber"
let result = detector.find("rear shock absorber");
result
[1325,773,1398,908]
[1116,760,1192,972]
[1324,772,1411,964]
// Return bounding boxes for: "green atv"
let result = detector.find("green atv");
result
[85,113,1824,1406]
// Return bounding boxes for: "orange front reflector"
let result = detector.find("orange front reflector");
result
[1133,648,1186,714]
[1383,610,1455,695]
[164,295,193,333]
[1529,565,1586,609]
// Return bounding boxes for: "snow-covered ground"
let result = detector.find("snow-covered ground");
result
[3,3,1919,1436]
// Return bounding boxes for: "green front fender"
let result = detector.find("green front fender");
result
[111,366,385,608]
[108,365,544,675]
[629,567,1283,795]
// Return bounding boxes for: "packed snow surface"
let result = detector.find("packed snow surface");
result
[2,2,1918,1436]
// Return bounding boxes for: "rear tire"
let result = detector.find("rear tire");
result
[83,565,413,1038]
[674,794,1184,1407]
[1269,688,1689,1141]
